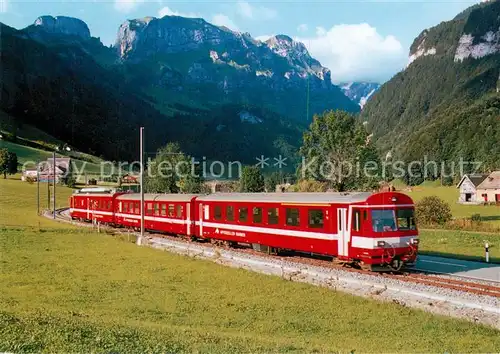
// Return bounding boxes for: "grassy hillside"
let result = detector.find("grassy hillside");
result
[362,0,500,169]
[0,140,112,175]
[1,177,499,352]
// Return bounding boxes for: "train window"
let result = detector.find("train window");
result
[124,203,128,213]
[154,203,160,216]
[352,210,361,232]
[135,203,140,214]
[226,206,234,221]
[147,203,153,215]
[119,202,123,212]
[160,204,166,216]
[308,209,324,229]
[239,207,248,222]
[214,206,222,220]
[253,207,262,223]
[371,210,397,232]
[168,204,174,217]
[268,208,279,225]
[176,205,182,218]
[286,208,300,226]
[396,209,416,231]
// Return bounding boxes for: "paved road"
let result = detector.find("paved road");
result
[416,255,500,282]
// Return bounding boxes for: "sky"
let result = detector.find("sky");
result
[0,0,484,83]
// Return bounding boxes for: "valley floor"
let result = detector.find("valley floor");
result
[1,177,500,352]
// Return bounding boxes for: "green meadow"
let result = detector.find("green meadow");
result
[1,177,500,352]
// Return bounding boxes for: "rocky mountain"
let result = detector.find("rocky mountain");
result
[0,17,308,163]
[361,0,500,169]
[113,16,358,121]
[340,82,380,109]
[31,16,91,39]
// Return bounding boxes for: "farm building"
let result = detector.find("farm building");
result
[22,158,72,182]
[476,171,500,203]
[457,172,500,204]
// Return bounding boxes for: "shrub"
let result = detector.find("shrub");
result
[25,176,36,184]
[442,176,454,186]
[415,196,452,225]
[240,166,264,192]
[470,214,482,222]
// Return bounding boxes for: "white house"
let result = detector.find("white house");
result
[456,174,489,204]
[476,171,500,203]
[457,172,500,204]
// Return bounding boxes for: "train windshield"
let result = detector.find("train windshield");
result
[372,209,416,232]
[371,210,397,232]
[396,208,416,231]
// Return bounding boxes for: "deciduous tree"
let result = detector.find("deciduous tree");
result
[0,149,18,179]
[299,110,381,191]
[240,166,265,192]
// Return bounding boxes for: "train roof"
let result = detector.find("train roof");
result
[197,192,373,204]
[116,193,202,202]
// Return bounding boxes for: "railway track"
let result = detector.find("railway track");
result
[50,208,500,298]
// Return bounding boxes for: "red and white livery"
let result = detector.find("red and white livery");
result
[70,190,418,270]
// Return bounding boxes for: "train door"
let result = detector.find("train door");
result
[337,208,348,256]
[198,203,204,236]
[185,203,191,236]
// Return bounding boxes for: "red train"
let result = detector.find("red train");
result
[69,189,419,271]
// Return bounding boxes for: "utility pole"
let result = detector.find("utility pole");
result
[37,165,40,215]
[53,151,56,219]
[47,169,50,210]
[137,127,145,245]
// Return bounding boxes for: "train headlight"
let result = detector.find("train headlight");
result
[410,238,419,245]
[377,241,386,247]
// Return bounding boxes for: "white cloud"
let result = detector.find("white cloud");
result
[236,1,277,20]
[114,0,143,13]
[0,0,7,13]
[158,6,200,18]
[297,24,308,33]
[297,23,406,83]
[212,14,239,31]
[237,1,253,18]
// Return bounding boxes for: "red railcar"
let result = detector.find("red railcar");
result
[194,192,418,270]
[69,190,418,270]
[69,188,123,224]
[114,193,200,235]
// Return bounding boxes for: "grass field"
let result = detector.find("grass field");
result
[1,177,500,352]
[419,229,500,263]
[400,180,500,224]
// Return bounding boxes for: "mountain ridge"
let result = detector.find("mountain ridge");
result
[112,14,359,120]
[362,0,500,169]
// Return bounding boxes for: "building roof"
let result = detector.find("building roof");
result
[39,157,72,175]
[116,193,202,202]
[196,192,373,204]
[457,174,490,188]
[477,171,500,190]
